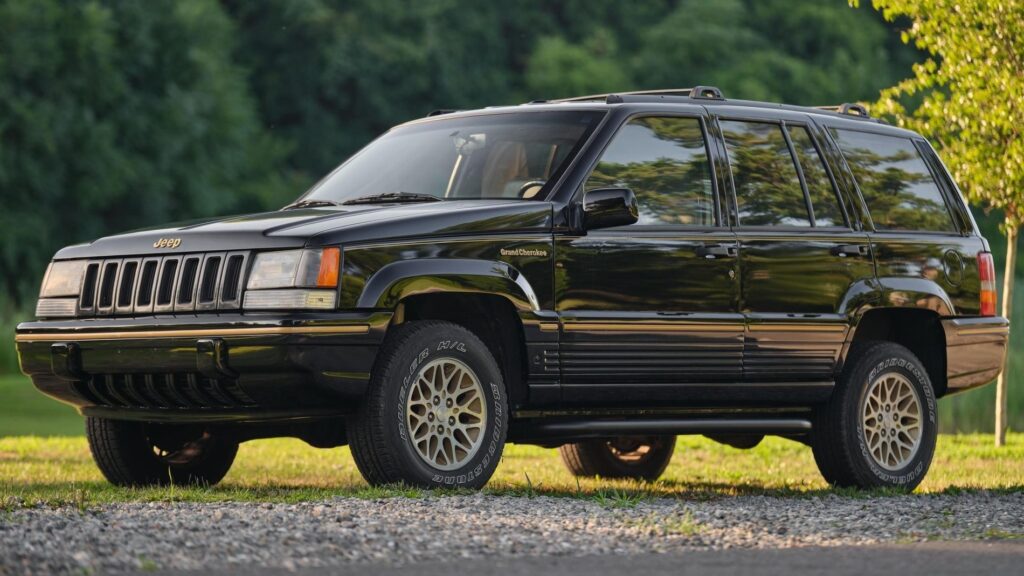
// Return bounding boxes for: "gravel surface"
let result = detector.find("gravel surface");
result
[2,492,1022,574]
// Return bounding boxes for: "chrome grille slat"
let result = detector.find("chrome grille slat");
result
[134,257,161,315]
[96,260,121,315]
[174,256,202,312]
[153,256,181,314]
[115,259,141,315]
[195,252,225,311]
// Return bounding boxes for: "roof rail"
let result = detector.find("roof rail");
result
[426,109,461,117]
[815,102,870,118]
[544,86,726,105]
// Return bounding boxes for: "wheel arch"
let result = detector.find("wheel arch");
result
[847,307,948,397]
[356,258,541,312]
[389,292,529,408]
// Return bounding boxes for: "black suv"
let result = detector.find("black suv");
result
[17,87,1009,491]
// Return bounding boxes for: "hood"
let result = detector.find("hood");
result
[53,200,554,260]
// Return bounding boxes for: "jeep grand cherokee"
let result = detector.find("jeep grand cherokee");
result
[17,87,1009,491]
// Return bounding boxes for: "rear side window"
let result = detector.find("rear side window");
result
[586,116,715,226]
[720,120,810,227]
[830,129,956,232]
[788,126,845,227]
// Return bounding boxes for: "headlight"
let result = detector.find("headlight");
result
[244,247,340,310]
[40,260,87,298]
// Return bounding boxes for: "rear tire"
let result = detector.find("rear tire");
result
[86,418,238,487]
[812,341,937,490]
[559,435,676,481]
[347,320,508,489]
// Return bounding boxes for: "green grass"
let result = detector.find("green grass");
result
[0,433,1021,510]
[0,375,83,437]
[1,373,1023,508]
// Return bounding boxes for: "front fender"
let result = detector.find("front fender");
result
[356,258,541,312]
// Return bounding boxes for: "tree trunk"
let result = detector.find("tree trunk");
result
[995,223,1017,447]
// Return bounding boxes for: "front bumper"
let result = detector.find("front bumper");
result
[16,312,391,422]
[941,316,1010,394]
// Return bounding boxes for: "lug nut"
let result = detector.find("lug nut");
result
[428,413,434,421]
[446,398,453,408]
[437,425,444,434]
[433,396,440,405]
[448,416,455,426]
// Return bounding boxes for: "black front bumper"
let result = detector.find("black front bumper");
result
[16,312,391,422]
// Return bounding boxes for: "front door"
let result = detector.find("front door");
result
[713,110,875,383]
[555,113,743,405]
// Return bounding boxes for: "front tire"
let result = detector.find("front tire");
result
[559,435,676,481]
[347,321,508,489]
[812,341,937,490]
[86,418,238,487]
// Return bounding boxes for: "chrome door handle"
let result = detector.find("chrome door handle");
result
[698,244,739,259]
[831,244,869,258]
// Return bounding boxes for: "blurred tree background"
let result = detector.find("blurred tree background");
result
[0,0,1017,431]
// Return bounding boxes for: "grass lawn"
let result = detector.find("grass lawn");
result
[0,375,82,437]
[2,375,1022,509]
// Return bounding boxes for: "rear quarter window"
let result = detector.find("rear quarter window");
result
[830,129,956,232]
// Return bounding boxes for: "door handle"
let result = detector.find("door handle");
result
[832,244,870,258]
[698,244,739,259]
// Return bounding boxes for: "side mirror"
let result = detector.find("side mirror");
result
[582,188,639,230]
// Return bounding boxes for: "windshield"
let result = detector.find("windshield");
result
[300,110,605,204]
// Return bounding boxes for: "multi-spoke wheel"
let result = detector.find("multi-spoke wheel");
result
[406,358,487,470]
[348,320,507,489]
[559,435,676,481]
[812,341,937,490]
[861,373,923,471]
[86,418,238,487]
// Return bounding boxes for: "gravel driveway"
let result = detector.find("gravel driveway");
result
[2,492,1022,574]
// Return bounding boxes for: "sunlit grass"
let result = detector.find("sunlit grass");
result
[1,433,1021,510]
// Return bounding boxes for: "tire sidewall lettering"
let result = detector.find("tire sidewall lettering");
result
[857,355,936,485]
[393,333,505,487]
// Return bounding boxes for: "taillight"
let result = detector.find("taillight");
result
[978,251,997,316]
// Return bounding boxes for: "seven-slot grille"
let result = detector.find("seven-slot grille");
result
[77,252,249,317]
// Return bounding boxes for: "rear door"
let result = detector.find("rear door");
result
[712,108,874,383]
[827,126,984,315]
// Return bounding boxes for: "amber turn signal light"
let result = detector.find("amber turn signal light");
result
[317,247,341,288]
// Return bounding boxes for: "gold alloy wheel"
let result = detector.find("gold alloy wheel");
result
[405,358,487,471]
[861,373,923,471]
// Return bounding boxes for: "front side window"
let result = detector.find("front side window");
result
[830,129,956,232]
[303,111,604,203]
[720,120,810,227]
[585,116,715,226]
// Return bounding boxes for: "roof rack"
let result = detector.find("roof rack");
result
[815,102,870,118]
[541,86,726,105]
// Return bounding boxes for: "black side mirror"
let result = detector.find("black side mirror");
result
[582,188,639,230]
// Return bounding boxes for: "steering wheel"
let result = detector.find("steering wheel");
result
[518,180,547,199]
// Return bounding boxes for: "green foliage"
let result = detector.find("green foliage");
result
[0,0,289,309]
[858,0,1024,227]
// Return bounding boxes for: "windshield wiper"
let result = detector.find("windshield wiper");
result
[282,199,343,210]
[342,192,442,205]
